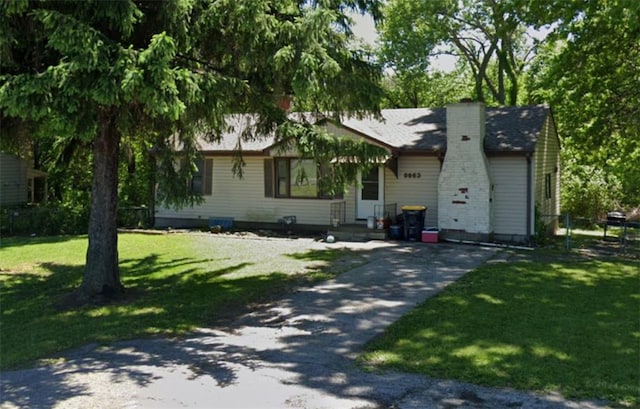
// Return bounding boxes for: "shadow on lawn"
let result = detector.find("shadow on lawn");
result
[0,247,309,367]
[1,243,374,407]
[363,258,640,405]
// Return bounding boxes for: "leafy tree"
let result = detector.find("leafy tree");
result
[527,0,640,214]
[1,0,385,302]
[381,68,474,108]
[379,0,537,106]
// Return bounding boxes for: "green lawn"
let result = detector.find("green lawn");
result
[0,233,349,369]
[360,257,640,407]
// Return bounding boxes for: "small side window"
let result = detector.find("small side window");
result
[545,173,552,199]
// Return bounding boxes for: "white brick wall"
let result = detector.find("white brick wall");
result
[437,103,493,235]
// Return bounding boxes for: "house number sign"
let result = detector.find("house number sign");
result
[403,172,421,178]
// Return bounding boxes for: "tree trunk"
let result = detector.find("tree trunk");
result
[78,108,123,301]
[497,47,506,105]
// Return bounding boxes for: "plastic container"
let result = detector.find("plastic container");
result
[389,225,402,240]
[367,216,375,229]
[421,228,439,243]
[208,217,234,230]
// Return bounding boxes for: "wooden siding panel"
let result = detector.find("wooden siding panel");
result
[490,157,528,235]
[157,155,443,227]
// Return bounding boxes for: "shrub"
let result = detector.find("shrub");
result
[561,166,621,221]
[0,203,90,236]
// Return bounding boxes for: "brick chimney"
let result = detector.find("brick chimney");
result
[437,102,493,240]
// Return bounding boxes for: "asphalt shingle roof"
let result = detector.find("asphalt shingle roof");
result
[341,105,549,153]
[197,105,551,154]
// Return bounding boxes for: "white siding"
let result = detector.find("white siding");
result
[534,116,561,230]
[489,157,528,236]
[156,155,442,228]
[0,153,28,206]
[385,156,440,227]
[156,156,340,226]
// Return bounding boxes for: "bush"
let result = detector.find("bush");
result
[561,166,621,221]
[117,206,152,228]
[0,203,90,236]
[1,202,153,236]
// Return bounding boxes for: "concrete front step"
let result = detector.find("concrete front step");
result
[326,224,388,242]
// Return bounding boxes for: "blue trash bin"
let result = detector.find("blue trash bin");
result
[389,225,402,240]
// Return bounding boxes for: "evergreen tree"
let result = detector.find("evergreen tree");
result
[1,0,384,302]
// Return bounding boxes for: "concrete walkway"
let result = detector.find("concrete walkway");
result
[1,241,607,409]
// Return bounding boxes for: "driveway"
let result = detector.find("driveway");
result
[1,240,606,409]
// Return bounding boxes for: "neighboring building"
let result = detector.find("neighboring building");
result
[155,102,560,243]
[0,152,47,206]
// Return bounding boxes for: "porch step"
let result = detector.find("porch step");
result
[327,224,388,242]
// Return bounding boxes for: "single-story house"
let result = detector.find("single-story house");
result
[0,152,47,207]
[155,102,560,243]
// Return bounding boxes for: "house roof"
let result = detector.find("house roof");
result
[196,114,276,153]
[197,105,551,155]
[339,105,550,153]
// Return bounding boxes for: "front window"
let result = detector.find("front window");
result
[275,158,319,198]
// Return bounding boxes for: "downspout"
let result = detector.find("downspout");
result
[526,153,533,243]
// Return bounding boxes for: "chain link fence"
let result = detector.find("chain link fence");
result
[555,213,639,255]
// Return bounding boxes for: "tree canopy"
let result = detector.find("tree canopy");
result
[379,0,538,105]
[527,0,640,215]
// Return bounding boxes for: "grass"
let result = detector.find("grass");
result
[0,233,350,370]
[360,256,640,407]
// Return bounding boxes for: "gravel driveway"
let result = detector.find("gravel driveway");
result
[0,237,609,409]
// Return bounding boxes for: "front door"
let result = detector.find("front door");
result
[356,167,384,219]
